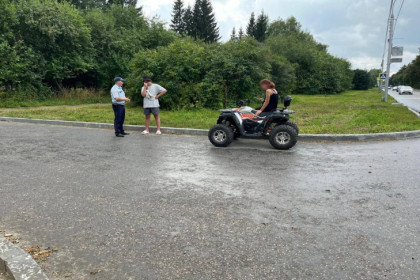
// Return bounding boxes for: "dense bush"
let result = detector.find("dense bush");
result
[128,38,295,109]
[0,0,176,94]
[352,69,370,90]
[265,18,353,95]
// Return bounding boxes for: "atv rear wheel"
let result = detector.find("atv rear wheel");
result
[209,124,234,147]
[285,121,299,135]
[269,125,298,150]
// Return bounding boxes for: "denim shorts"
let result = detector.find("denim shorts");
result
[143,107,160,115]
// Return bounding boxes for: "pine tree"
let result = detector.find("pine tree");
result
[183,5,194,37]
[191,0,202,40]
[238,27,244,40]
[189,0,220,43]
[246,12,257,38]
[230,27,237,41]
[199,0,220,43]
[255,11,269,42]
[170,0,186,35]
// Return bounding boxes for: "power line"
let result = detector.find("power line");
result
[394,0,405,32]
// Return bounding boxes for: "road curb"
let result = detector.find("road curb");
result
[0,236,49,280]
[408,107,420,117]
[1,117,420,142]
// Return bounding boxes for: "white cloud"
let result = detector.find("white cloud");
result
[349,55,381,70]
[141,0,173,16]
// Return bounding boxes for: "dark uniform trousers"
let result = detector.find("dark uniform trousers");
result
[112,104,125,135]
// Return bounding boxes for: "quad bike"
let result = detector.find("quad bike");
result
[208,96,298,150]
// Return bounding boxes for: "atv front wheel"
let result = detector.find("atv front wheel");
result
[209,124,234,147]
[269,125,298,150]
[285,121,299,135]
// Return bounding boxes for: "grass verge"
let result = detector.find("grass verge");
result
[0,89,109,108]
[0,89,419,134]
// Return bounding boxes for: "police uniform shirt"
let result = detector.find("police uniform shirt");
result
[111,85,126,105]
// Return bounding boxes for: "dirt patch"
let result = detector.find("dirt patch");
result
[2,232,57,263]
[0,271,13,280]
[21,245,57,262]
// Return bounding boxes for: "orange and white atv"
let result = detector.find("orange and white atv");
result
[208,96,298,150]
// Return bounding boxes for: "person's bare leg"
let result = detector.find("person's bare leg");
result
[155,114,161,131]
[145,114,151,131]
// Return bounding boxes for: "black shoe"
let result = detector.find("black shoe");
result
[121,132,130,135]
[116,134,124,137]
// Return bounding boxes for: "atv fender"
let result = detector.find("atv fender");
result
[263,114,290,133]
[217,113,245,135]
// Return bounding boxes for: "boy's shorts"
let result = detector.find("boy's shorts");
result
[143,107,160,115]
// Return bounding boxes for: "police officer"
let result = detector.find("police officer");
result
[111,77,130,137]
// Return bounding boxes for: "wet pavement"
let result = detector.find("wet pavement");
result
[388,89,420,113]
[0,122,419,280]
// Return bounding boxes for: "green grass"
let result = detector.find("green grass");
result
[0,89,419,134]
[0,89,109,108]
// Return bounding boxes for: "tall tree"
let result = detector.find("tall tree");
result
[238,27,244,40]
[197,0,220,43]
[353,69,370,90]
[246,12,256,38]
[268,16,302,37]
[230,27,237,41]
[183,5,194,37]
[170,0,185,35]
[191,0,202,39]
[255,11,269,42]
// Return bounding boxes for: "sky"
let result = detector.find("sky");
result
[140,0,420,74]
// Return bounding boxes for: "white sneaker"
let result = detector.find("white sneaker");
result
[156,130,162,135]
[141,130,149,135]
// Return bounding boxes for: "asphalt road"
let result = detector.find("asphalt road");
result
[388,89,420,113]
[0,122,419,280]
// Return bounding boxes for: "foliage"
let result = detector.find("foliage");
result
[83,6,177,89]
[352,69,370,90]
[183,5,194,37]
[0,0,176,93]
[128,38,294,109]
[246,11,269,42]
[0,0,354,108]
[230,28,237,41]
[390,55,420,88]
[246,12,257,38]
[64,0,139,10]
[170,0,185,36]
[0,0,93,92]
[170,0,219,43]
[254,12,269,42]
[266,34,352,94]
[198,0,220,43]
[238,27,245,40]
[368,69,381,88]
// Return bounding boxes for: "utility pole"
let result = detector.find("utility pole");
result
[384,1,395,102]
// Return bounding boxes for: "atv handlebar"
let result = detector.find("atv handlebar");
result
[237,99,250,107]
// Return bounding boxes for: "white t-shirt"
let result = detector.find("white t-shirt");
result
[141,84,166,108]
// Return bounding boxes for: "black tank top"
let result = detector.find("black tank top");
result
[264,89,279,112]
